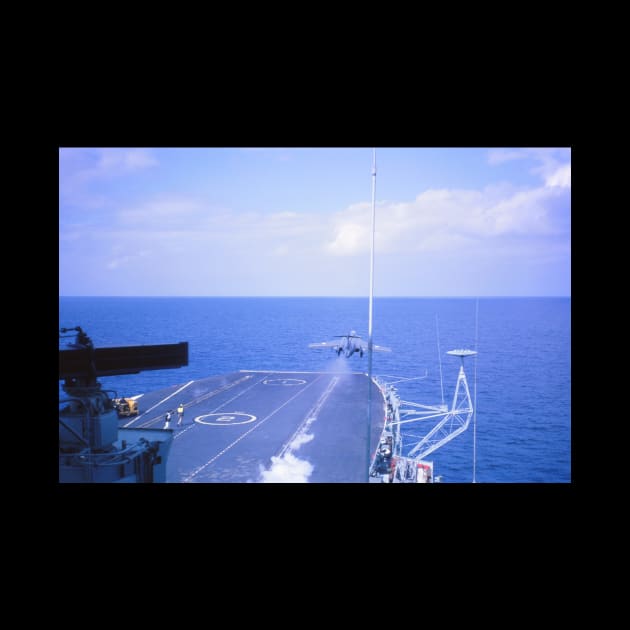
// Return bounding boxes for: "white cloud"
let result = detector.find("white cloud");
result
[60,149,159,210]
[487,148,571,189]
[324,182,570,256]
[326,220,369,255]
[122,150,156,170]
[81,173,569,295]
[545,164,571,188]
[60,146,571,296]
[92,148,158,175]
[487,147,569,165]
[63,149,158,185]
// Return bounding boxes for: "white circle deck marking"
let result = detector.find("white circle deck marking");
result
[262,378,306,386]
[195,412,257,426]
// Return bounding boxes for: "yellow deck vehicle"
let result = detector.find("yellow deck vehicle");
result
[114,397,139,417]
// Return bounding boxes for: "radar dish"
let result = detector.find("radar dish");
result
[446,349,477,357]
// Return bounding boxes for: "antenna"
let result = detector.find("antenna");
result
[366,148,377,481]
[436,314,445,409]
[408,349,476,460]
[368,148,376,363]
[473,298,479,483]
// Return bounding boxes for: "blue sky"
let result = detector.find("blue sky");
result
[59,147,571,296]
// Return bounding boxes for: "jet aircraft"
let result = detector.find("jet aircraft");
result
[308,331,391,358]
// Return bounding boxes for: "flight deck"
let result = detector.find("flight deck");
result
[121,370,386,483]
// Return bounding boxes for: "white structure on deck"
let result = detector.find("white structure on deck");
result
[373,349,476,483]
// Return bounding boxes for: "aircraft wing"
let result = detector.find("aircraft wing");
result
[308,341,341,349]
[357,340,392,352]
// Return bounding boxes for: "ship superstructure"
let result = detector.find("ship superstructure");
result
[369,349,476,482]
[58,327,188,482]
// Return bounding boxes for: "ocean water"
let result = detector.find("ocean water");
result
[58,297,571,483]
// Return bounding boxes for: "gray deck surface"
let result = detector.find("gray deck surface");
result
[121,371,385,483]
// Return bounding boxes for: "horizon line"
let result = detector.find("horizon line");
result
[59,294,571,299]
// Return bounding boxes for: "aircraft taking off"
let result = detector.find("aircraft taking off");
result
[308,331,391,358]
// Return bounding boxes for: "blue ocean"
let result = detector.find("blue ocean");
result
[58,297,571,483]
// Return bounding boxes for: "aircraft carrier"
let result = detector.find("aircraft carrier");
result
[58,327,476,483]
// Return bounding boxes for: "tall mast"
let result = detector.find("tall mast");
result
[368,148,376,365]
[473,298,479,483]
[366,148,377,480]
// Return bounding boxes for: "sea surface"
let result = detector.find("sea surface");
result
[58,297,571,483]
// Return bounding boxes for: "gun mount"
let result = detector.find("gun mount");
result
[58,327,189,483]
